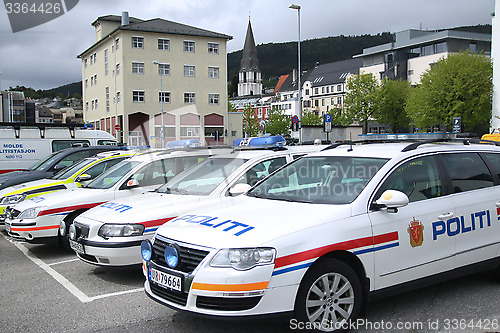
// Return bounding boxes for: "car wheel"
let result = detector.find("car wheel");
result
[294,258,362,332]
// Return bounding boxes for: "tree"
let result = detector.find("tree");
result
[406,51,492,133]
[265,107,290,136]
[301,110,322,126]
[343,73,379,133]
[373,79,411,133]
[242,106,260,137]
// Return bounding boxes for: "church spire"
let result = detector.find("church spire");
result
[238,18,262,96]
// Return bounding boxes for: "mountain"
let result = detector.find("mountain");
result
[46,81,82,97]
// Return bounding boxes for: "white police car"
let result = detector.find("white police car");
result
[4,147,226,247]
[70,137,325,266]
[141,140,500,331]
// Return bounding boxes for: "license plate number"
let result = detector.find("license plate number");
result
[149,267,182,292]
[69,239,85,254]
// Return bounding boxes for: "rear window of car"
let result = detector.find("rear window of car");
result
[441,152,494,193]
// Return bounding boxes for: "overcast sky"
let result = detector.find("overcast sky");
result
[0,0,495,91]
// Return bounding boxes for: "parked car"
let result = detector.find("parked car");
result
[141,140,500,332]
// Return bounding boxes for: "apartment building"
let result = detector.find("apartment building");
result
[355,28,491,84]
[78,12,232,147]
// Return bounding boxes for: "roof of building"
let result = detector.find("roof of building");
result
[276,69,314,93]
[306,58,363,87]
[355,29,491,58]
[79,16,232,58]
[274,75,289,93]
[240,19,260,73]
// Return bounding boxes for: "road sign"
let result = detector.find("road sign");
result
[452,117,461,133]
[291,115,299,124]
[324,114,332,132]
[291,115,300,132]
[114,124,121,131]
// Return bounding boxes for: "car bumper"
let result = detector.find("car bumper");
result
[74,238,144,266]
[5,218,59,242]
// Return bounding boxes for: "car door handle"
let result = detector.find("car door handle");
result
[437,212,454,220]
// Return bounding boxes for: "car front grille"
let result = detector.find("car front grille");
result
[151,236,209,274]
[196,295,263,311]
[150,283,188,306]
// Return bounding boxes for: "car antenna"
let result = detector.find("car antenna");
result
[347,133,353,152]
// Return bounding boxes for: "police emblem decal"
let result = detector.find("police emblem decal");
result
[407,217,424,247]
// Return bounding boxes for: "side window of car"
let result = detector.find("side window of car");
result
[482,153,500,182]
[375,155,443,203]
[84,158,125,179]
[55,151,91,169]
[243,157,287,187]
[51,140,91,152]
[440,153,494,193]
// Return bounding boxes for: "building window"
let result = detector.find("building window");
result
[91,100,95,110]
[133,91,145,103]
[159,91,171,103]
[184,65,195,77]
[422,44,434,56]
[435,42,447,54]
[85,79,88,88]
[209,93,219,105]
[326,86,329,94]
[132,62,144,74]
[90,76,94,86]
[95,99,98,109]
[105,87,110,113]
[208,66,219,78]
[94,74,97,85]
[116,63,120,76]
[115,38,120,50]
[314,88,319,95]
[104,49,108,76]
[469,42,477,53]
[158,38,170,50]
[180,127,200,137]
[86,102,88,111]
[337,97,342,104]
[158,63,170,76]
[337,84,342,92]
[305,89,309,96]
[116,91,121,103]
[184,40,195,53]
[84,58,88,68]
[184,92,195,104]
[132,36,144,49]
[208,42,219,54]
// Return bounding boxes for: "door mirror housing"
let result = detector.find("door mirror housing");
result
[126,179,140,188]
[229,183,252,196]
[374,190,409,211]
[76,174,92,182]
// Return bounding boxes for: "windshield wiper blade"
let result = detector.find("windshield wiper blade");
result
[165,187,189,195]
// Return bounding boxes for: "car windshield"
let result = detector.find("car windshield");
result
[86,160,141,189]
[247,156,388,204]
[157,157,248,196]
[28,151,61,171]
[51,158,96,180]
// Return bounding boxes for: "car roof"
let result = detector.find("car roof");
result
[210,145,328,160]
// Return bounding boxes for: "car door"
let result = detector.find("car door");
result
[368,154,456,290]
[439,152,500,268]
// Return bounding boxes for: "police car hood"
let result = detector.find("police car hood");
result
[80,192,205,224]
[13,188,108,212]
[3,178,63,193]
[155,195,352,249]
[0,170,47,190]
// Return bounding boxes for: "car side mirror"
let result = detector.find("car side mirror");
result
[126,179,140,188]
[53,163,66,172]
[76,174,92,182]
[374,190,409,213]
[229,183,252,196]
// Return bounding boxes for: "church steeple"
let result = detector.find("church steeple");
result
[238,18,262,96]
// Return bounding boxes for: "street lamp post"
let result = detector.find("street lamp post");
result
[289,3,302,142]
[152,61,164,148]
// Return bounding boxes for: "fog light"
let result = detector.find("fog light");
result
[68,224,76,240]
[59,221,66,236]
[141,240,152,262]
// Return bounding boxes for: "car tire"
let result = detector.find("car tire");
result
[294,258,363,332]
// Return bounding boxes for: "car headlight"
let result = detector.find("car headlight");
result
[98,224,145,238]
[141,240,153,261]
[210,247,276,270]
[1,194,27,205]
[17,206,44,219]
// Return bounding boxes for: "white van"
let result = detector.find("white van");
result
[0,123,117,173]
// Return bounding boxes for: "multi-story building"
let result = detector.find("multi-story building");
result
[78,12,232,147]
[355,28,491,84]
[0,91,26,122]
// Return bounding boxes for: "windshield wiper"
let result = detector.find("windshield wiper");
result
[165,187,189,195]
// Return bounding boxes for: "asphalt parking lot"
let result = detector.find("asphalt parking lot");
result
[2,226,500,333]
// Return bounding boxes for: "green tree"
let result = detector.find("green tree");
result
[265,107,290,136]
[406,51,492,132]
[301,110,322,126]
[242,106,260,137]
[343,73,379,133]
[373,79,411,133]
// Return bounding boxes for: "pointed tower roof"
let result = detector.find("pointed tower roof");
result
[240,19,260,73]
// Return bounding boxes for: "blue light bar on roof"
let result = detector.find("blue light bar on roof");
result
[165,139,202,149]
[232,135,286,148]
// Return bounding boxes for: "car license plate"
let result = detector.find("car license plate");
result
[149,267,182,292]
[69,239,85,254]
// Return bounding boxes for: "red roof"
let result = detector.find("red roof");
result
[274,75,289,93]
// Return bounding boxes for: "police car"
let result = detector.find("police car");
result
[0,150,133,222]
[140,140,500,332]
[70,136,325,266]
[4,146,226,247]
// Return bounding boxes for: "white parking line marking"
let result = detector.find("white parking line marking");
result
[3,233,143,303]
[48,258,80,266]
